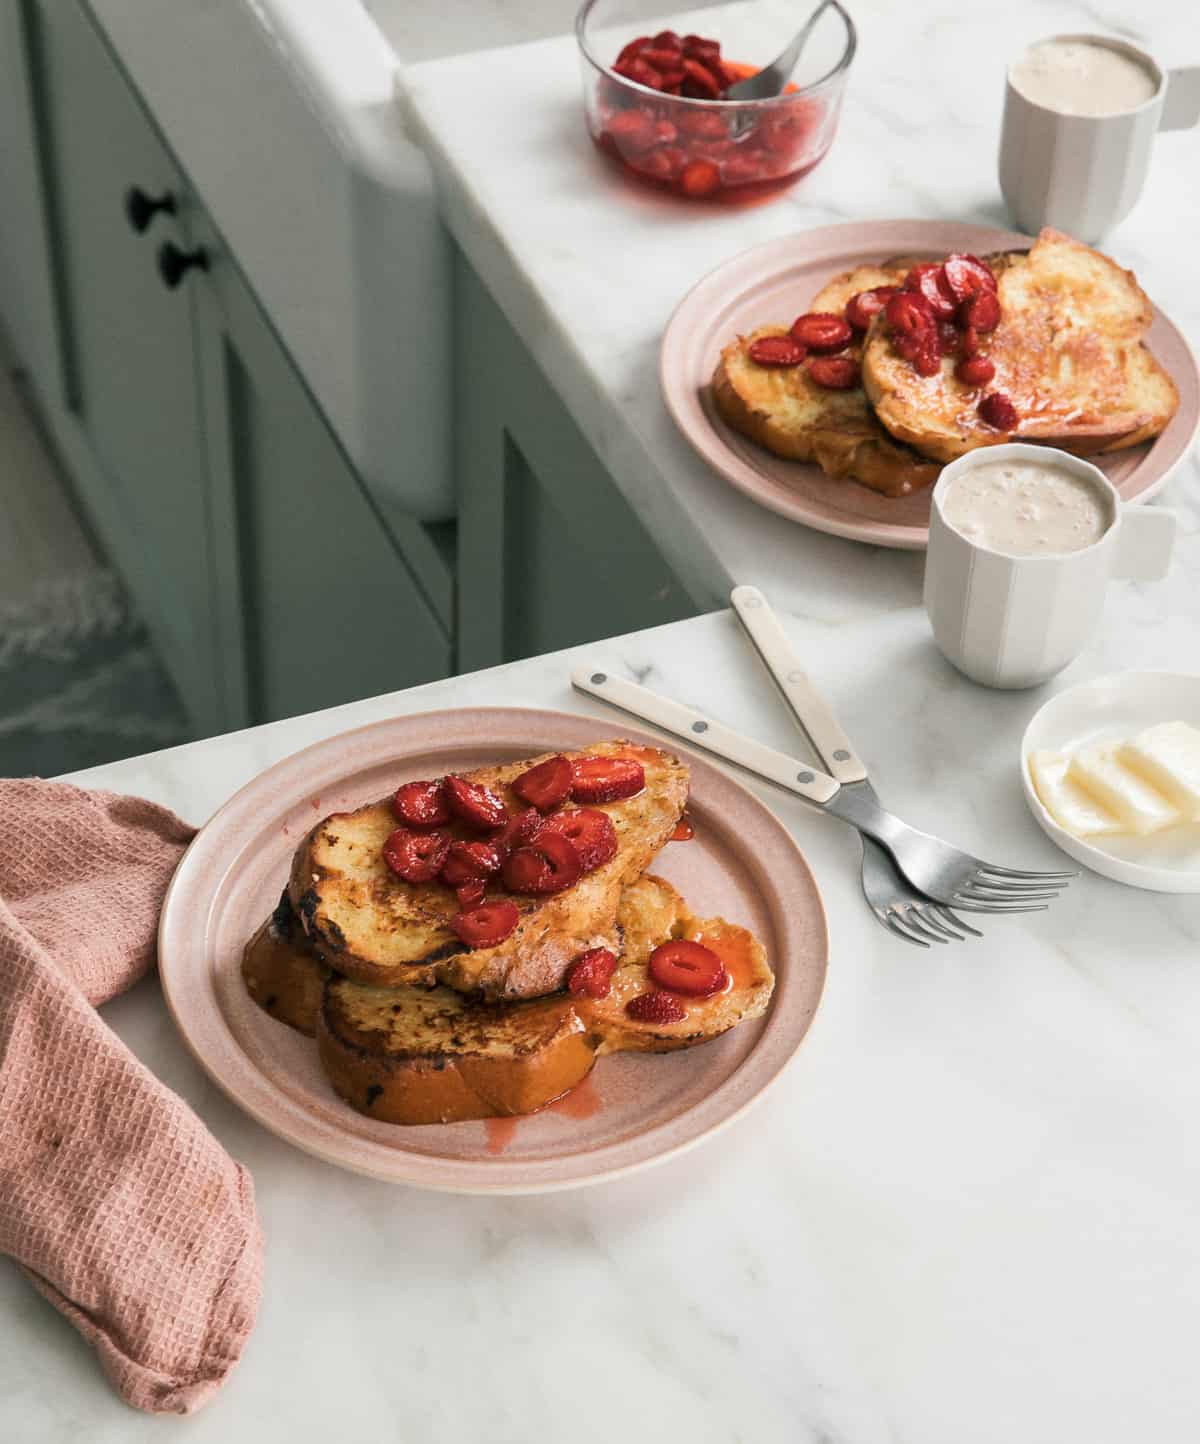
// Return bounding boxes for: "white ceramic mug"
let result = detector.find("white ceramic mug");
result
[924,445,1176,689]
[999,34,1200,242]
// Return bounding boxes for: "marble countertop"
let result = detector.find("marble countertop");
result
[401,0,1200,615]
[7,586,1200,1440]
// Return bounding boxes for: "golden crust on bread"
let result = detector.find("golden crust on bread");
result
[315,875,774,1125]
[712,263,941,498]
[289,742,689,1000]
[862,229,1179,463]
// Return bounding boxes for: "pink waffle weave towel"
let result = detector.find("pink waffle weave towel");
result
[0,780,263,1414]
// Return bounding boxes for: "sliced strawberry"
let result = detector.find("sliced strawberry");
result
[677,158,721,197]
[955,355,996,386]
[640,46,684,71]
[807,355,861,390]
[652,29,683,51]
[455,879,486,910]
[626,991,687,1024]
[904,263,957,320]
[539,808,618,872]
[885,290,934,335]
[748,335,806,367]
[614,56,663,90]
[678,109,728,140]
[631,146,687,182]
[444,775,508,831]
[566,947,618,999]
[978,391,1018,430]
[492,806,543,856]
[450,900,520,950]
[615,36,651,66]
[680,57,722,98]
[845,286,899,332]
[441,839,503,888]
[961,289,1001,334]
[382,827,450,884]
[942,253,996,303]
[502,832,583,895]
[682,35,721,64]
[391,779,450,830]
[790,312,853,354]
[571,756,645,805]
[512,755,574,811]
[648,939,728,996]
[604,108,657,153]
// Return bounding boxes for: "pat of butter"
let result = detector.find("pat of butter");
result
[1118,721,1200,821]
[1029,750,1123,837]
[1068,744,1180,835]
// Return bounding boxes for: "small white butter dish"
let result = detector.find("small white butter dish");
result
[1021,671,1200,891]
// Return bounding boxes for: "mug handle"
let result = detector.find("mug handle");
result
[1162,67,1200,130]
[1113,506,1177,580]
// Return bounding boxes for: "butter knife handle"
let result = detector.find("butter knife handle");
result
[730,585,869,784]
[571,667,840,806]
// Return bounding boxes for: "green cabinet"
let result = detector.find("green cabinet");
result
[9,0,452,737]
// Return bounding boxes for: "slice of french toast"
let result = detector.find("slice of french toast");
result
[242,891,330,1036]
[289,741,689,999]
[712,262,942,498]
[861,228,1180,463]
[316,875,774,1125]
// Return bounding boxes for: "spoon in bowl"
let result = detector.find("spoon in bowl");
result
[725,0,835,102]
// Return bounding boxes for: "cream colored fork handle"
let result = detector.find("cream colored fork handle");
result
[729,586,868,784]
[571,668,840,806]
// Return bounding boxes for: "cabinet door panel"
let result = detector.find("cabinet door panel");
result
[193,222,451,725]
[26,0,224,731]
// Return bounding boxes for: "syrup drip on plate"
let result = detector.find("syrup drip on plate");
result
[481,1074,602,1154]
[671,813,695,842]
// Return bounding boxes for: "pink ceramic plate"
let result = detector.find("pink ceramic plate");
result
[158,708,827,1193]
[660,220,1200,549]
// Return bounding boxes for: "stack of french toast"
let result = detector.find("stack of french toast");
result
[243,740,774,1126]
[713,228,1179,498]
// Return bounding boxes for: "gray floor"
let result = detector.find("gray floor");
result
[0,363,188,778]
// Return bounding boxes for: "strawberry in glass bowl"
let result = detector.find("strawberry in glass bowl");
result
[575,1,856,203]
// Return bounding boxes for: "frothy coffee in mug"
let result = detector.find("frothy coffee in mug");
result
[941,456,1111,557]
[1011,38,1158,117]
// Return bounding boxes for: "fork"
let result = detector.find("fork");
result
[572,619,1073,915]
[728,587,982,947]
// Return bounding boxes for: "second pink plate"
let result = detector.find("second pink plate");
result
[158,708,827,1193]
[660,220,1200,550]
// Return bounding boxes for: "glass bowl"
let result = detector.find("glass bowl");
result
[576,1,856,203]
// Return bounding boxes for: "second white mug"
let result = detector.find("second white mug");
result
[924,445,1176,690]
[999,33,1200,242]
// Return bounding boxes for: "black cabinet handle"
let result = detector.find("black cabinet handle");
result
[157,241,208,290]
[125,186,176,233]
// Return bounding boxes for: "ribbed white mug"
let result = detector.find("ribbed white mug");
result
[999,34,1200,242]
[924,446,1176,690]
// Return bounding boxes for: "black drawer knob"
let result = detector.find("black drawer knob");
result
[125,186,176,233]
[157,241,208,290]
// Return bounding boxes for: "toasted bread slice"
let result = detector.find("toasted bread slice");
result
[316,875,774,1124]
[712,263,942,499]
[862,229,1179,463]
[289,742,689,999]
[242,891,330,1036]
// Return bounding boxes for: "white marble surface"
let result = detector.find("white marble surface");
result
[401,0,1200,613]
[6,582,1200,1439]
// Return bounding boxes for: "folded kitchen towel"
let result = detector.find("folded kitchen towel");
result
[0,780,263,1414]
